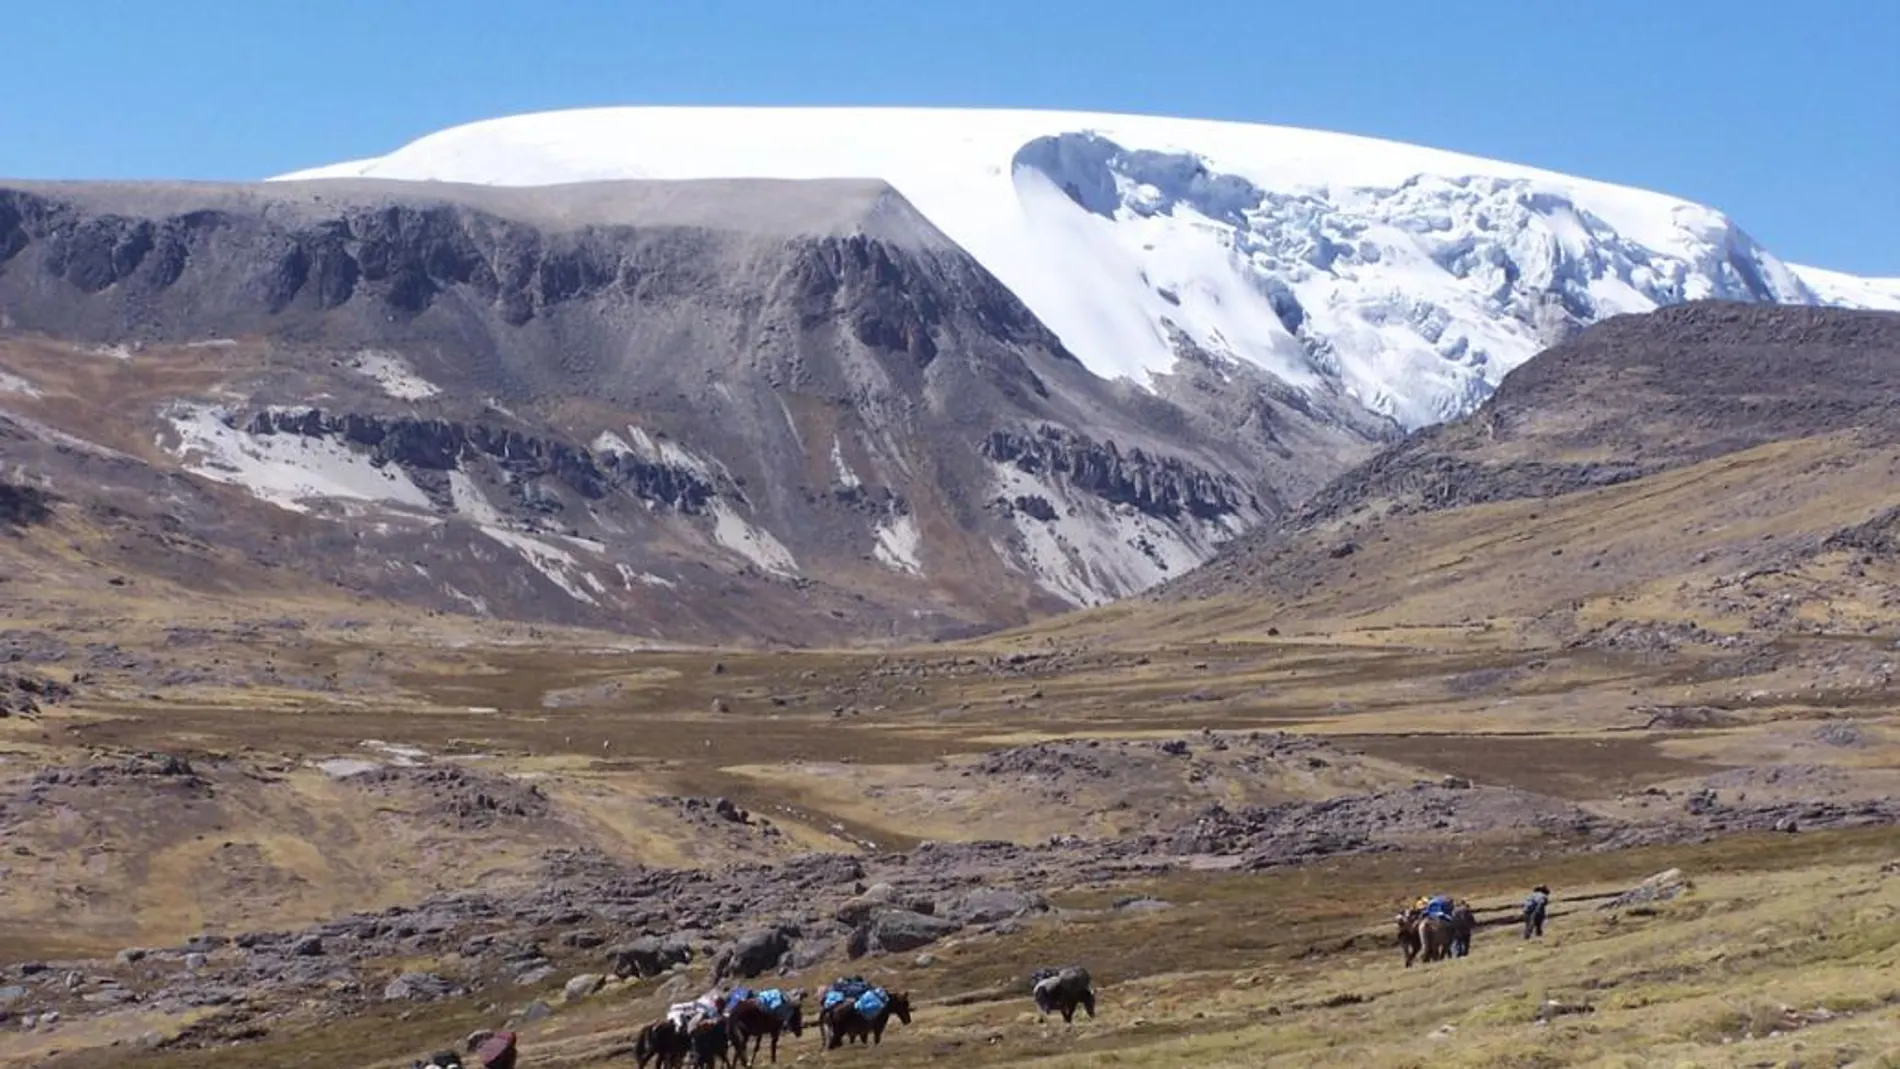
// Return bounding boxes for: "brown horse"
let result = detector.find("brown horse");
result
[727,991,805,1065]
[822,990,912,1049]
[1397,910,1424,967]
[687,1017,737,1069]
[1418,914,1454,963]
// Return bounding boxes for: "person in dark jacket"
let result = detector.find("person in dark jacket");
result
[1523,885,1551,939]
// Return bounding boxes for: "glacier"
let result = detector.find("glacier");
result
[277,106,1900,431]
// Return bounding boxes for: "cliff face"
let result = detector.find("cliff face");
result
[0,178,1393,639]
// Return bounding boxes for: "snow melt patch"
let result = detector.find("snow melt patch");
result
[598,424,722,480]
[831,437,862,489]
[449,469,605,605]
[162,402,434,514]
[989,461,1241,607]
[313,757,381,779]
[710,500,797,576]
[483,526,602,605]
[347,351,441,400]
[448,470,509,526]
[616,563,677,589]
[0,370,41,397]
[361,740,428,767]
[873,512,924,575]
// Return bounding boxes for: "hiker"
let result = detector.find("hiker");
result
[1523,885,1551,939]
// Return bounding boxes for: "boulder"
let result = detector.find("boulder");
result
[718,927,795,979]
[836,883,934,926]
[1601,868,1692,910]
[384,972,457,1001]
[291,935,324,957]
[605,936,692,979]
[513,965,556,987]
[948,889,1047,926]
[856,910,961,956]
[562,973,605,1003]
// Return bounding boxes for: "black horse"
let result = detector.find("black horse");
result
[822,990,912,1049]
[689,1017,737,1069]
[634,1019,689,1069]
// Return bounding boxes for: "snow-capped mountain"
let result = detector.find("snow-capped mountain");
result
[280,107,1900,430]
[0,177,1386,638]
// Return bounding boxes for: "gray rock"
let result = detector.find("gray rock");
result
[384,972,457,1001]
[514,965,556,987]
[947,889,1046,925]
[560,929,606,950]
[1602,867,1692,910]
[788,937,839,971]
[562,973,605,1003]
[606,936,692,979]
[719,927,794,979]
[516,999,553,1023]
[292,935,324,957]
[837,883,935,926]
[115,948,148,966]
[183,953,208,971]
[0,985,26,1005]
[862,909,961,954]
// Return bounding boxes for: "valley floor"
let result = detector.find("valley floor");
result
[2,603,1898,1067]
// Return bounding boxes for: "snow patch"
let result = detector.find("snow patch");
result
[873,512,923,575]
[162,402,434,514]
[710,500,797,576]
[313,757,381,779]
[448,470,509,526]
[0,370,41,397]
[477,525,602,605]
[447,469,606,604]
[616,563,677,589]
[443,585,491,616]
[989,461,1240,607]
[361,740,428,766]
[830,437,862,489]
[1789,265,1900,312]
[347,351,441,400]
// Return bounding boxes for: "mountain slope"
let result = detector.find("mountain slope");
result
[280,106,1894,430]
[0,177,1388,640]
[1029,302,1900,647]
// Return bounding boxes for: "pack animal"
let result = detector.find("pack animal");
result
[822,988,912,1049]
[727,988,805,1065]
[1031,966,1096,1023]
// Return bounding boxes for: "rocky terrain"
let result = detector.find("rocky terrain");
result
[0,177,1392,647]
[1120,304,1900,647]
[6,731,1893,1057]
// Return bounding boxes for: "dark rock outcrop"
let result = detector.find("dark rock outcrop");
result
[982,425,1252,521]
[243,408,717,513]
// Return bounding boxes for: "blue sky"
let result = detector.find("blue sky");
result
[4,0,1894,274]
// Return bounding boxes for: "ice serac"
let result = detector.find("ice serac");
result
[276,106,1892,430]
[0,176,1379,637]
